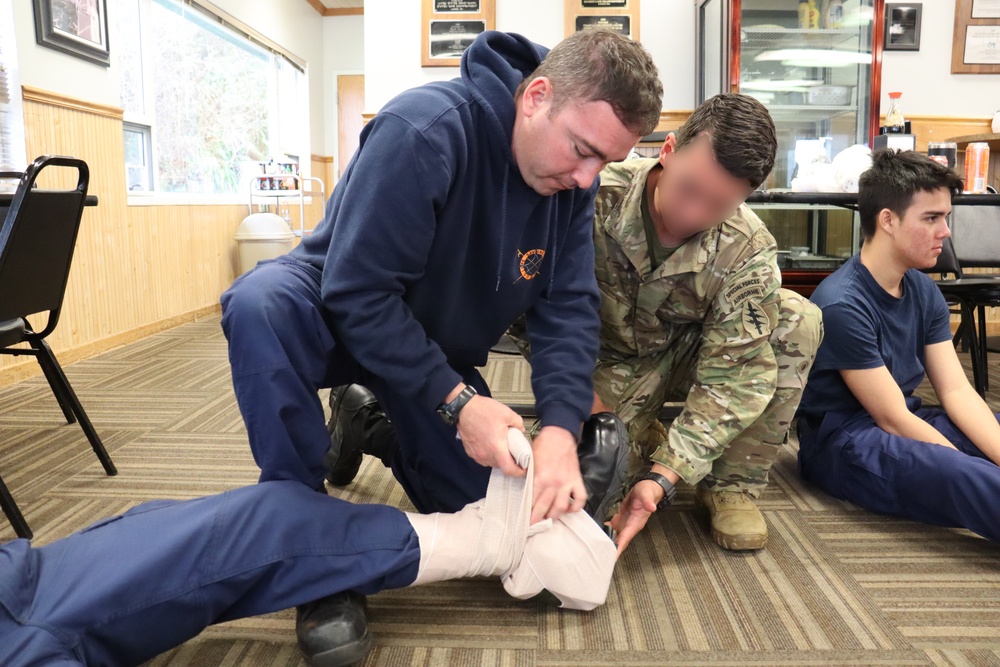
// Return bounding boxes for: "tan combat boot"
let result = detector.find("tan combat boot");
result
[695,485,768,551]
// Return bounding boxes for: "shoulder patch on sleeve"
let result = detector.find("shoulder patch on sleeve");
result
[725,276,766,309]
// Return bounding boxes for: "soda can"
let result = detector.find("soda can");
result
[964,142,990,194]
[927,141,957,170]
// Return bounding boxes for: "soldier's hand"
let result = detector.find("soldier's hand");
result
[456,395,526,478]
[608,480,661,555]
[530,426,587,524]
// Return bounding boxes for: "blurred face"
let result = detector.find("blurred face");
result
[512,77,640,196]
[650,133,755,241]
[880,188,952,270]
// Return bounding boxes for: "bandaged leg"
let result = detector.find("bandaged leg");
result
[406,429,619,611]
[502,510,618,611]
[406,429,534,585]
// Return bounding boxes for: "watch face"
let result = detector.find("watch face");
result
[437,406,454,425]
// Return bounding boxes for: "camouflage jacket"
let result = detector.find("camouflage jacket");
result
[595,158,781,484]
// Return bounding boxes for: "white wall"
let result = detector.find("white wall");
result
[363,0,694,115]
[12,0,120,106]
[880,0,1000,117]
[11,0,330,154]
[323,14,365,161]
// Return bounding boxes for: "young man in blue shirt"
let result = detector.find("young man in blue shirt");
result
[796,149,1000,542]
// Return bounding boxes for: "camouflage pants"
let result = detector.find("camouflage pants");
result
[594,288,823,496]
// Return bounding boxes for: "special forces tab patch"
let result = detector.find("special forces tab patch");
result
[724,276,765,309]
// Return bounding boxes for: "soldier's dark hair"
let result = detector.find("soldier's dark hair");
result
[674,93,777,190]
[516,29,662,137]
[858,149,964,240]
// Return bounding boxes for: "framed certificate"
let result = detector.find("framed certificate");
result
[952,0,1000,72]
[972,0,1000,18]
[422,0,495,67]
[565,0,639,39]
[964,25,1000,63]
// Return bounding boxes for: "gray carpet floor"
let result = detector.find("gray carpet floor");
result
[1,315,998,666]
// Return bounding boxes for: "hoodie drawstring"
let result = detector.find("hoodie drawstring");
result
[495,168,509,291]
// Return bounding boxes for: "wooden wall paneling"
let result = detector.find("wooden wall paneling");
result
[1,92,248,386]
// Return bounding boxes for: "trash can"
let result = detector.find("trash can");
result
[234,213,295,275]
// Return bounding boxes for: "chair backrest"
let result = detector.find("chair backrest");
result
[928,235,963,279]
[0,156,89,337]
[950,205,1000,269]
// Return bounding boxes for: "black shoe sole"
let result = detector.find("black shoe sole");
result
[300,629,372,667]
[325,449,362,487]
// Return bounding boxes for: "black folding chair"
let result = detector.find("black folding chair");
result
[931,236,1000,398]
[0,156,117,539]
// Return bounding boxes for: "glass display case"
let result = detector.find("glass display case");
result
[696,0,885,293]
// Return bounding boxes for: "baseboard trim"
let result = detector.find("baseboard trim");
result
[0,303,222,389]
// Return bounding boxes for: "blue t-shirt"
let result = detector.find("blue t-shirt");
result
[797,254,952,421]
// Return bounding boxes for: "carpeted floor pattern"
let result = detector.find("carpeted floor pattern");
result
[1,315,998,667]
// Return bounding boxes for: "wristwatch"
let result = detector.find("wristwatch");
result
[436,385,477,425]
[638,471,677,510]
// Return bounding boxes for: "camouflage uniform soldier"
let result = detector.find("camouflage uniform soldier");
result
[514,94,822,553]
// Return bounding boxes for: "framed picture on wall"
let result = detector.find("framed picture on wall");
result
[422,0,495,67]
[953,0,1000,72]
[564,0,640,40]
[884,3,922,51]
[32,0,110,67]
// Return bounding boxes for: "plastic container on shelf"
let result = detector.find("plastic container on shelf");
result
[234,213,295,275]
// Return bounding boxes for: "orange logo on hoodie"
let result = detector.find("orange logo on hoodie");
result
[516,248,546,282]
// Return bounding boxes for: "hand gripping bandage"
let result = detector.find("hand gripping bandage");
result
[407,429,618,611]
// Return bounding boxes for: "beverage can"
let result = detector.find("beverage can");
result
[927,141,958,170]
[964,142,990,194]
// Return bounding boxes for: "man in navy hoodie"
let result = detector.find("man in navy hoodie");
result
[220,29,662,666]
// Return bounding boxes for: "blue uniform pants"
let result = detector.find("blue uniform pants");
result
[0,482,420,667]
[798,402,1000,542]
[220,257,491,513]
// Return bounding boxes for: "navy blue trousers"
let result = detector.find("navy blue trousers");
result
[798,401,1000,542]
[0,482,420,667]
[220,257,490,513]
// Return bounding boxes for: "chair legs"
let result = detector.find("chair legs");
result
[35,345,77,425]
[0,470,31,539]
[29,338,117,477]
[977,304,990,392]
[960,302,987,398]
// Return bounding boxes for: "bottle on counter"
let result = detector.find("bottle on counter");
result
[882,92,906,134]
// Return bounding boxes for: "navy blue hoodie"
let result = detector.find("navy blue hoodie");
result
[290,31,600,435]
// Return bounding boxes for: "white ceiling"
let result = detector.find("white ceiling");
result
[317,0,364,7]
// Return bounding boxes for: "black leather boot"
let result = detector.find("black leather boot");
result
[296,591,371,667]
[578,412,631,523]
[324,384,397,487]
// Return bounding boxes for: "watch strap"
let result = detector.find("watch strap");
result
[639,471,677,510]
[437,385,477,425]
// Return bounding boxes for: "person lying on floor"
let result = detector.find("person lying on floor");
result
[795,149,1000,542]
[0,430,616,667]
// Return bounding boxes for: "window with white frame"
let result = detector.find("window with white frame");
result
[0,0,27,181]
[112,0,309,196]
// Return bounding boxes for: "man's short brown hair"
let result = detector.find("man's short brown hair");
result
[859,149,964,240]
[517,29,662,137]
[675,93,777,189]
